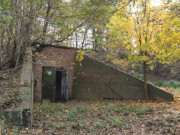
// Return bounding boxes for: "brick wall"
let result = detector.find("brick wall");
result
[33,47,77,101]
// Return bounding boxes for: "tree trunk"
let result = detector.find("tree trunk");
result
[0,34,2,66]
[42,0,51,43]
[143,61,148,100]
[93,28,97,51]
[75,32,78,48]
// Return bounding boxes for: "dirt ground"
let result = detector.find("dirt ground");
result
[1,98,180,135]
[0,68,22,110]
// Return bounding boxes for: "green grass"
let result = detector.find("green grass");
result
[177,116,180,122]
[164,116,174,122]
[108,116,124,126]
[76,104,87,112]
[107,103,117,112]
[93,122,107,130]
[33,100,152,132]
[135,107,151,115]
[2,99,180,134]
[105,102,152,116]
[170,87,180,93]
[67,110,83,122]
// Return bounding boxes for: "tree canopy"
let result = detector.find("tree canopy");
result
[106,0,180,99]
[0,0,124,68]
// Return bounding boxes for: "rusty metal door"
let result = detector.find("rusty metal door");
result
[62,70,68,102]
[42,67,56,102]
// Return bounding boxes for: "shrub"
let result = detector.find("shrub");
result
[166,80,180,88]
[136,74,144,80]
[130,71,144,80]
[153,80,180,89]
[153,80,166,87]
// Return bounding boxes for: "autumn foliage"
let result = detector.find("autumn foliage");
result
[106,0,180,99]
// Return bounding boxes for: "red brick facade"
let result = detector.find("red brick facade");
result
[33,46,77,101]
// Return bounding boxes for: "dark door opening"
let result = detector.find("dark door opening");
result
[42,67,68,102]
[56,70,68,102]
[56,71,62,101]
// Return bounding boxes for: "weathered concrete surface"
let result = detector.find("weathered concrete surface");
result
[1,108,30,126]
[20,48,33,109]
[2,48,33,126]
[20,47,34,126]
[72,55,174,101]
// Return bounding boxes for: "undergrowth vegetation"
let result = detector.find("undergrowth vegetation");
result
[153,80,180,89]
[33,100,153,131]
[131,71,180,93]
[1,99,180,134]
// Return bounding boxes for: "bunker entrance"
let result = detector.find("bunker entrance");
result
[42,67,68,102]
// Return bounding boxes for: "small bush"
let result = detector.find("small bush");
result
[154,80,180,89]
[131,72,144,80]
[153,80,167,87]
[166,80,180,88]
[136,74,144,80]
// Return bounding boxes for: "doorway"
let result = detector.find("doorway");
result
[42,67,68,102]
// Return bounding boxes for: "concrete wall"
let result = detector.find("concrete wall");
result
[2,47,33,126]
[33,46,174,101]
[72,55,174,101]
[33,47,76,101]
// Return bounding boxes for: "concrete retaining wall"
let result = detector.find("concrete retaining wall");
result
[1,47,33,126]
[72,55,174,101]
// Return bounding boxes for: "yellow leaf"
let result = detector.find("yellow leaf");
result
[26,128,29,131]
[65,110,69,113]
[10,132,13,135]
[38,129,42,133]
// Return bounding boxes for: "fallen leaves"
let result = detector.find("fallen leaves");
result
[1,99,180,135]
[38,129,43,133]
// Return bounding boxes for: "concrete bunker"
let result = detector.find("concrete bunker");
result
[33,45,174,102]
